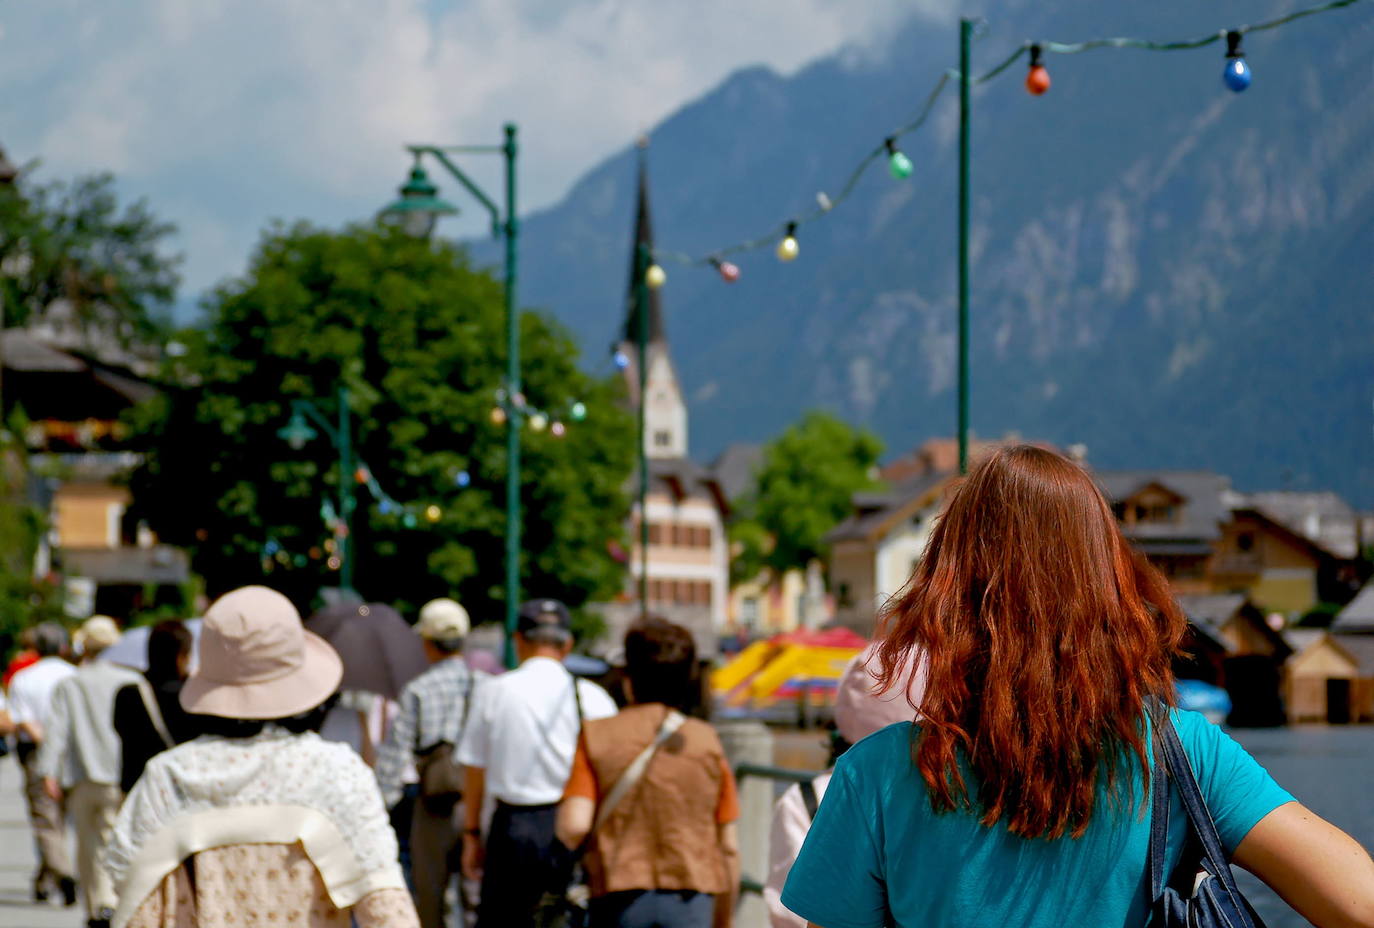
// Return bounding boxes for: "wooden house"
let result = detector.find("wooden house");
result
[1284,632,1374,723]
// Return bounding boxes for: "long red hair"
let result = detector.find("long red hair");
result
[875,445,1185,839]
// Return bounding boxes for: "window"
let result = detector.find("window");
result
[670,524,682,546]
[647,522,663,545]
[740,597,759,628]
[697,526,712,548]
[838,583,853,608]
[1236,532,1256,552]
[654,430,672,447]
[699,581,712,604]
[649,579,663,602]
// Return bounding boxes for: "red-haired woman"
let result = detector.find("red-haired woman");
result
[782,446,1374,928]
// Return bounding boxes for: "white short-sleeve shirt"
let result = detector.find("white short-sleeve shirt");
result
[7,656,76,741]
[455,656,617,805]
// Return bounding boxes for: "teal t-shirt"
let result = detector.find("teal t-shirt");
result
[781,709,1294,928]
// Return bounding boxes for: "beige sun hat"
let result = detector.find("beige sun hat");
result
[180,586,343,719]
[74,615,122,655]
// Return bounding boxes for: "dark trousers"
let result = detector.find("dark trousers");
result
[475,801,565,928]
[590,890,713,928]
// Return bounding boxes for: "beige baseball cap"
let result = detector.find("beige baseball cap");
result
[415,598,470,641]
[180,586,342,720]
[833,642,924,744]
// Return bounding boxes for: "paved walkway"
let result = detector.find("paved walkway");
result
[0,754,78,928]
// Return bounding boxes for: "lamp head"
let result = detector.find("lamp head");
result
[278,408,318,451]
[380,160,459,239]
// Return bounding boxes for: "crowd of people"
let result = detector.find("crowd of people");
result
[3,444,1374,928]
[0,586,746,928]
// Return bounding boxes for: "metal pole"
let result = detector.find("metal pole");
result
[337,385,355,592]
[636,243,650,622]
[502,123,521,669]
[958,19,973,476]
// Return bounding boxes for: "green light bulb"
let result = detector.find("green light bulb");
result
[889,150,914,179]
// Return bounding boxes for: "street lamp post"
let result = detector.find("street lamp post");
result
[958,18,973,476]
[278,385,356,593]
[382,124,521,668]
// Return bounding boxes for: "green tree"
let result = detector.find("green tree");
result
[130,222,635,623]
[0,431,65,652]
[734,411,883,577]
[0,172,180,340]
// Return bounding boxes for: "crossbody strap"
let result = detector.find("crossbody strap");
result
[1156,705,1247,899]
[799,778,821,821]
[135,678,176,750]
[1147,702,1170,901]
[591,709,687,834]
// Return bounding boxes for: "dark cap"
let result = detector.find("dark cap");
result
[517,599,572,634]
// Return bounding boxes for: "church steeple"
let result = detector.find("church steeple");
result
[622,140,666,344]
[618,138,687,460]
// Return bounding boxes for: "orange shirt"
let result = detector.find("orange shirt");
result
[564,740,740,824]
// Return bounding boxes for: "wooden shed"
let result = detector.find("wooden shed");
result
[1284,633,1374,723]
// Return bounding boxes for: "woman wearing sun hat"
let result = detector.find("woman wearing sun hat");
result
[103,586,419,928]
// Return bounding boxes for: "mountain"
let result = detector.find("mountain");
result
[478,0,1374,506]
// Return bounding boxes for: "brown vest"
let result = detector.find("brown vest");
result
[581,704,730,896]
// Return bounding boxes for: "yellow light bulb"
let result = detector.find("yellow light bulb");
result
[424,504,442,523]
[776,235,799,262]
[645,264,667,289]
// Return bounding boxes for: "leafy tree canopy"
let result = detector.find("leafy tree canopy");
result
[131,222,635,623]
[0,172,180,340]
[733,410,883,578]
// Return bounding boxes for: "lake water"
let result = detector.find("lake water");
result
[770,724,1374,927]
[1229,725,1374,927]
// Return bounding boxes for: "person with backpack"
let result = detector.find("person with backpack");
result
[374,598,489,928]
[781,446,1374,928]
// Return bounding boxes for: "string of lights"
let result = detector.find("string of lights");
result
[645,0,1368,284]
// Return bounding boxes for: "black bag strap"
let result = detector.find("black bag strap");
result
[1156,707,1247,899]
[1147,707,1169,901]
[799,778,821,821]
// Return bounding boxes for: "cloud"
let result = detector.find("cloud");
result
[0,0,940,298]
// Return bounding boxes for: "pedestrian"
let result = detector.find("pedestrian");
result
[112,619,200,792]
[38,615,141,928]
[375,597,489,928]
[8,620,78,907]
[781,445,1374,928]
[457,598,618,928]
[104,586,420,928]
[4,627,40,687]
[764,643,923,928]
[555,617,740,928]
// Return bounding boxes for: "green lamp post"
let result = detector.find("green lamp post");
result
[278,385,356,593]
[382,124,521,669]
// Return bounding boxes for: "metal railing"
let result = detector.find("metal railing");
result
[733,762,821,897]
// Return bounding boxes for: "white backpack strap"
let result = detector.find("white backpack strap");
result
[135,678,176,750]
[591,710,686,834]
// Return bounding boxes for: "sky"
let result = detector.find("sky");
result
[0,0,949,307]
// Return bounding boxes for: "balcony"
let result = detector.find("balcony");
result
[1211,552,1263,576]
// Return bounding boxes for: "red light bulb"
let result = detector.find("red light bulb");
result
[1025,45,1050,96]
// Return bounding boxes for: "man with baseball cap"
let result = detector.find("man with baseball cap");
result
[38,616,140,928]
[457,598,618,927]
[375,597,489,928]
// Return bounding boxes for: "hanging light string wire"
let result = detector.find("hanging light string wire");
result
[652,0,1367,269]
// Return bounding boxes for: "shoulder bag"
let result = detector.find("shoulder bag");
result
[1147,703,1268,927]
[415,670,475,815]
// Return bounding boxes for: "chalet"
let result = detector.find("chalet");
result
[1096,470,1349,615]
[824,472,951,636]
[2,330,188,618]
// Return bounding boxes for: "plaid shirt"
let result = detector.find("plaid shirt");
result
[375,656,487,809]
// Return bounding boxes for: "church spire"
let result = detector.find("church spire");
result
[622,138,666,345]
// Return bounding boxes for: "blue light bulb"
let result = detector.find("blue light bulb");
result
[455,470,471,488]
[1223,57,1251,92]
[613,349,630,370]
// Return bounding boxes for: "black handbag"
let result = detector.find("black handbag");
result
[1147,705,1267,927]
